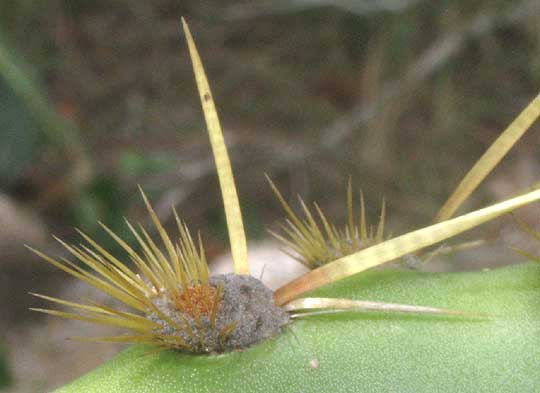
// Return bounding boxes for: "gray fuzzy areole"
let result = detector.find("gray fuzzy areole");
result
[149,274,289,353]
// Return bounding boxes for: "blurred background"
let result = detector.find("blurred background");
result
[1,0,540,391]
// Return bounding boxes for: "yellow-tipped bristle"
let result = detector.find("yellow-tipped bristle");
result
[75,228,148,289]
[139,187,184,283]
[359,190,368,243]
[512,213,540,241]
[210,283,224,329]
[269,179,387,268]
[218,321,238,347]
[27,246,149,312]
[30,308,159,332]
[30,292,114,315]
[137,223,179,295]
[347,177,354,239]
[376,197,386,243]
[29,190,219,352]
[266,175,306,231]
[510,214,540,263]
[70,333,192,351]
[100,220,162,292]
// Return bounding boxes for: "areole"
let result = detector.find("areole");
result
[28,18,540,356]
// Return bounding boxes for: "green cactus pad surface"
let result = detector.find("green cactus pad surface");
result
[57,263,540,393]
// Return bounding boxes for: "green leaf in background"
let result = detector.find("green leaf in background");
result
[57,262,540,393]
[0,341,12,389]
[71,175,129,253]
[0,79,41,185]
[118,150,177,179]
[0,31,94,192]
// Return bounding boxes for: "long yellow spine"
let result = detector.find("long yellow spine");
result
[181,18,249,275]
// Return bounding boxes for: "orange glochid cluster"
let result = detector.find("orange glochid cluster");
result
[173,284,220,319]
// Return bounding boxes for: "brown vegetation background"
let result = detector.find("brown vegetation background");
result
[1,1,539,391]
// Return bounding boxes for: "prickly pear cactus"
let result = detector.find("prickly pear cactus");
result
[57,263,540,393]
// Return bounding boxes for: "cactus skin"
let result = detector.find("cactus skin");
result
[56,263,540,393]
